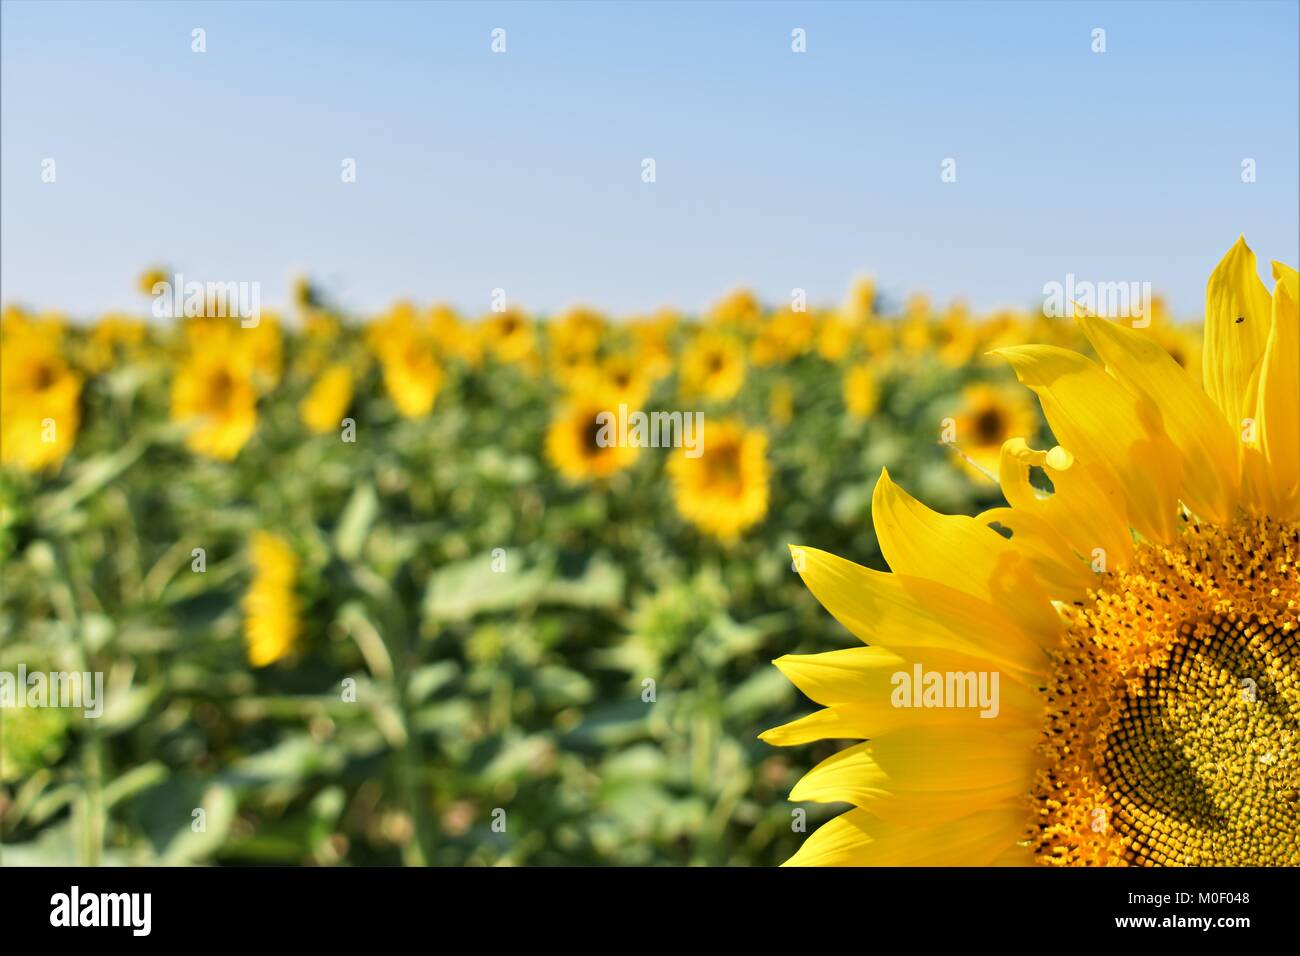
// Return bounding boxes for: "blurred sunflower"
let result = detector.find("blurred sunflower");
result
[669,419,768,541]
[380,333,443,418]
[767,237,1299,866]
[680,330,746,402]
[243,314,285,389]
[898,296,936,360]
[243,531,301,667]
[549,306,607,357]
[482,308,538,367]
[951,382,1038,477]
[177,315,282,391]
[1147,322,1203,378]
[545,395,640,482]
[84,313,148,373]
[931,303,979,368]
[303,310,342,344]
[842,362,879,419]
[600,353,652,409]
[365,301,419,362]
[0,324,83,471]
[137,266,169,296]
[628,311,678,381]
[816,313,858,363]
[845,276,877,323]
[294,310,345,377]
[707,289,763,332]
[861,319,894,361]
[299,363,354,434]
[1119,297,1203,379]
[170,350,258,460]
[752,308,815,366]
[428,305,483,368]
[550,339,602,389]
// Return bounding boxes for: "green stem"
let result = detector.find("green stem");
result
[81,731,104,867]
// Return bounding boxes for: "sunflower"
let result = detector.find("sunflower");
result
[950,382,1039,477]
[428,305,482,368]
[299,363,354,434]
[842,362,879,419]
[137,266,168,296]
[380,333,443,418]
[170,350,258,460]
[1,324,83,472]
[545,395,640,482]
[482,308,538,367]
[549,340,602,391]
[897,295,937,360]
[628,311,679,381]
[766,237,1299,866]
[294,310,346,377]
[177,315,282,391]
[680,330,746,402]
[549,306,607,358]
[817,313,858,363]
[931,303,979,368]
[242,531,301,667]
[707,289,763,332]
[242,313,285,389]
[860,319,894,361]
[751,308,816,366]
[845,276,877,324]
[84,313,147,373]
[669,419,769,541]
[599,353,652,409]
[1119,297,1203,379]
[364,301,419,362]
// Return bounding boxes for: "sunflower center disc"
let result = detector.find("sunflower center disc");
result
[1031,516,1300,866]
[1099,614,1300,865]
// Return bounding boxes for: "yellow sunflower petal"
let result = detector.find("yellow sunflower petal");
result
[789,543,1053,675]
[784,805,1029,867]
[770,647,905,707]
[848,724,1041,792]
[797,766,1030,828]
[996,438,1134,573]
[790,731,1036,808]
[1248,261,1299,519]
[871,471,1065,636]
[1077,312,1239,524]
[769,649,1041,740]
[995,344,1181,544]
[1204,236,1274,432]
[976,505,1092,597]
[760,707,873,746]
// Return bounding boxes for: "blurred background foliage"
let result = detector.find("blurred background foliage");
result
[0,279,1200,865]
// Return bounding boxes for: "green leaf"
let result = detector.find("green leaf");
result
[722,668,794,720]
[334,481,378,562]
[422,556,550,623]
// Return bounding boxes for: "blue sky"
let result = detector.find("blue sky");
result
[2,0,1296,320]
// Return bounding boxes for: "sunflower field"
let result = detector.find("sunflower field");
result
[0,279,1203,866]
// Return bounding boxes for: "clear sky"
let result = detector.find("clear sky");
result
[2,0,1297,321]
